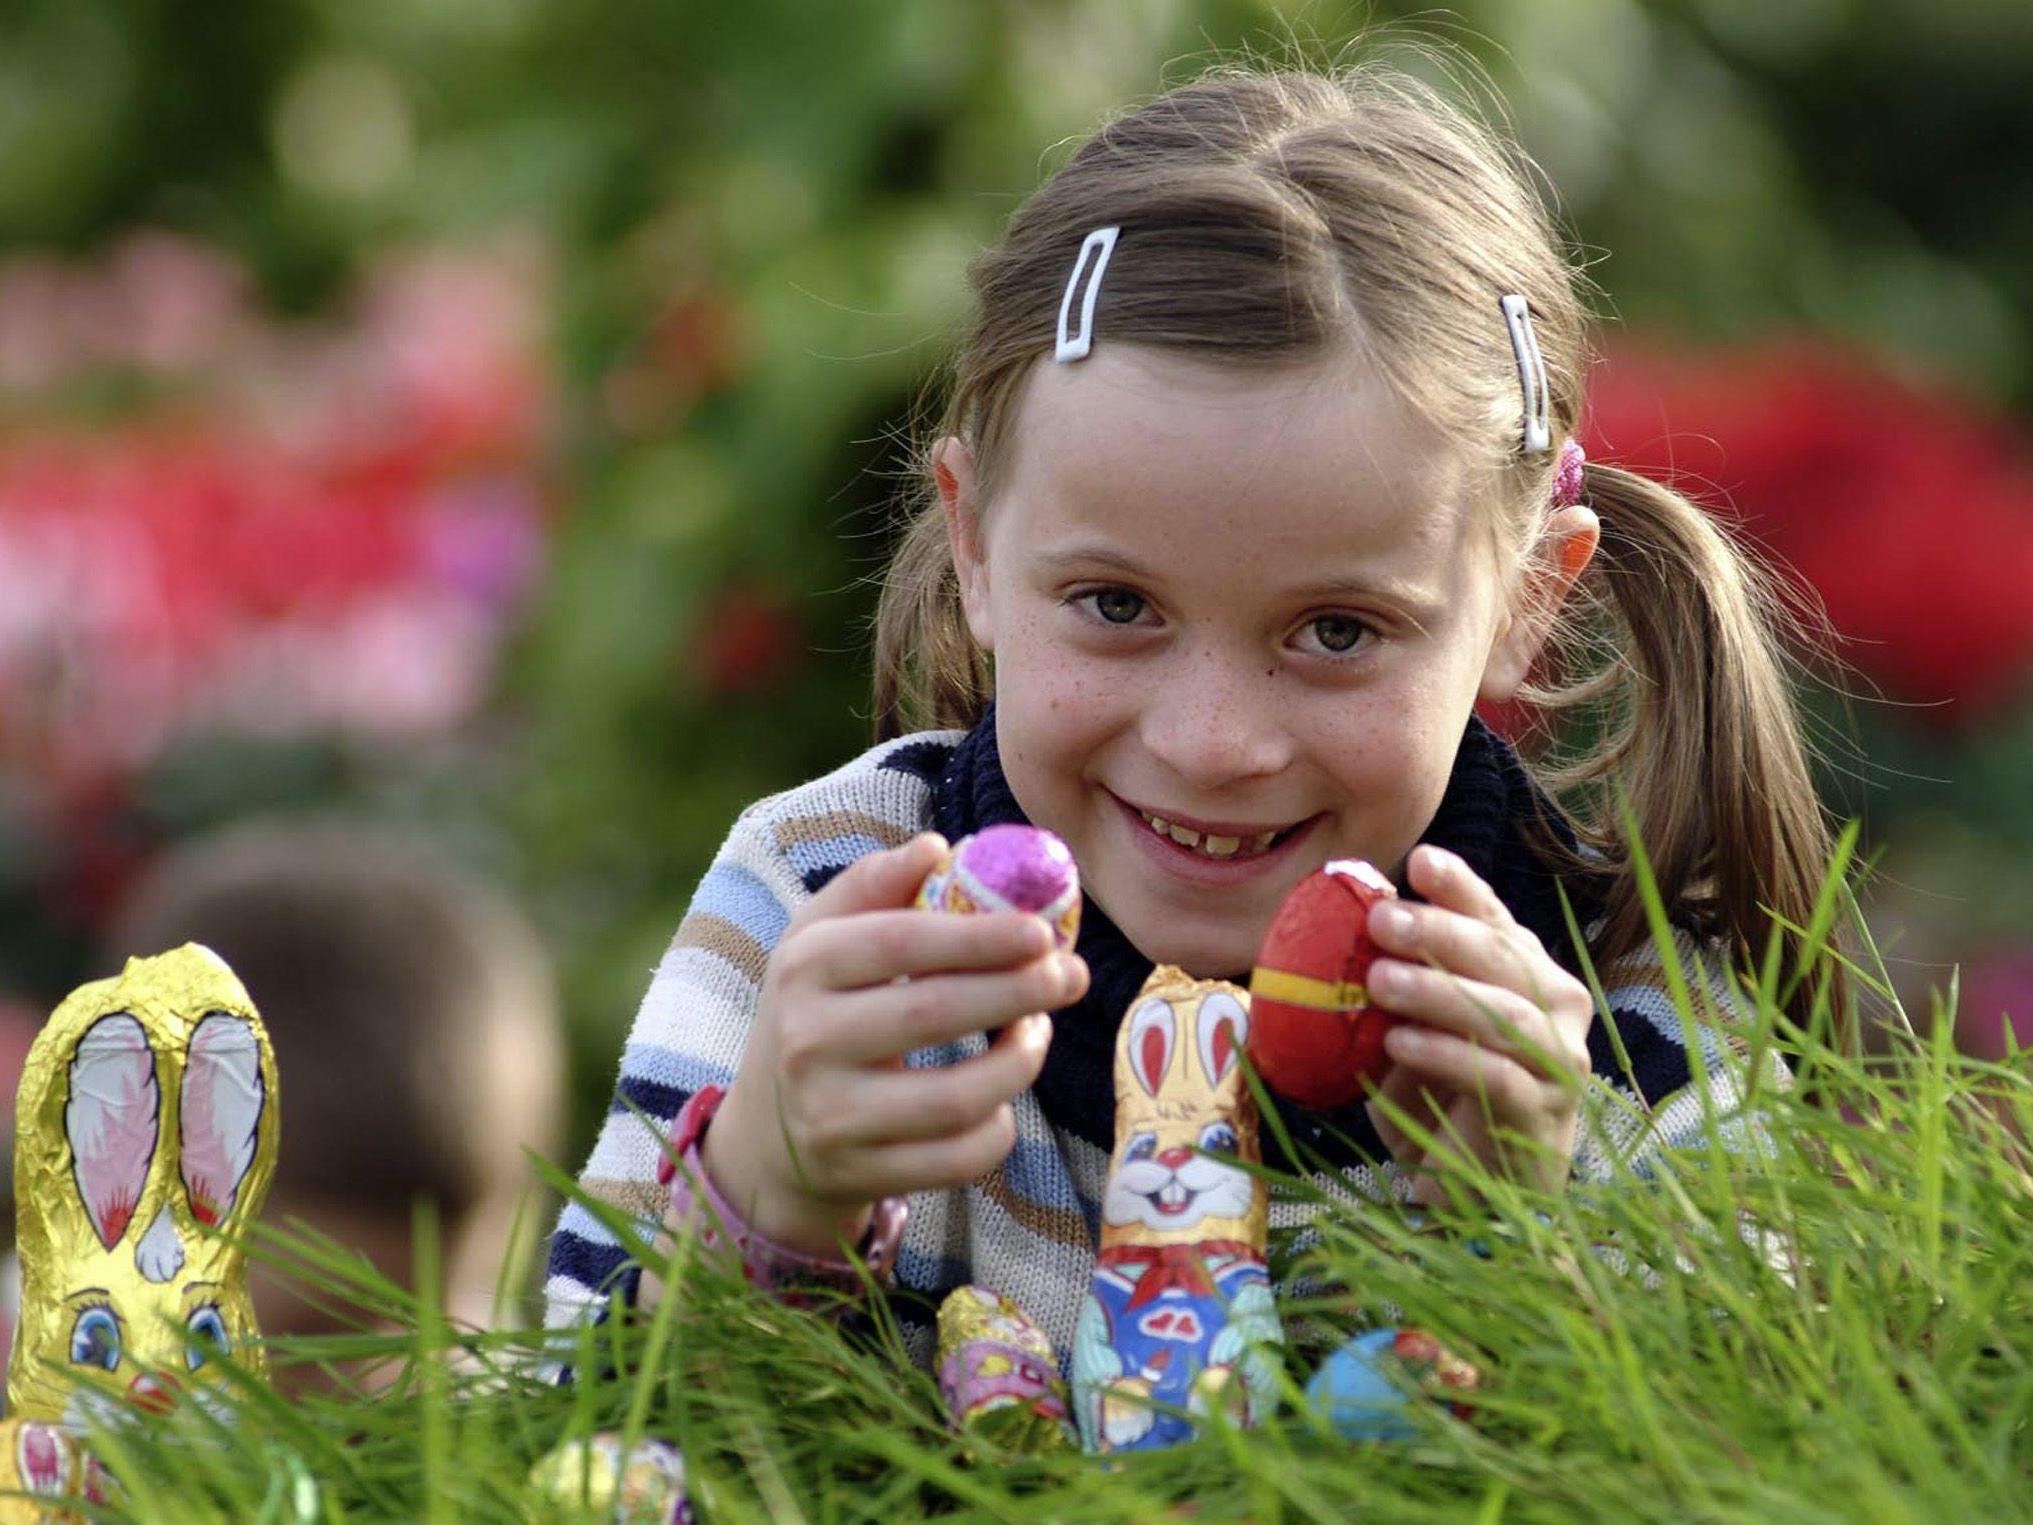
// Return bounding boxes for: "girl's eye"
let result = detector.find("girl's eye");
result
[1298,614,1371,655]
[1081,588,1148,625]
[185,1304,229,1371]
[69,1305,121,1372]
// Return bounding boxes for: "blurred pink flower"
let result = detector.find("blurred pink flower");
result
[0,234,556,801]
[1956,951,2033,1063]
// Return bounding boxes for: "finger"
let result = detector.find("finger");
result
[1364,1062,1441,1164]
[797,833,952,923]
[1405,844,1519,927]
[833,1014,1053,1145]
[800,907,1058,990]
[829,953,1087,1061]
[850,1103,1021,1196]
[1367,961,1586,1080]
[1382,1024,1548,1119]
[1369,894,1553,1001]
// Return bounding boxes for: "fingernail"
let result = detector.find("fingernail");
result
[1055,952,1087,991]
[1373,903,1414,939]
[1371,959,1408,996]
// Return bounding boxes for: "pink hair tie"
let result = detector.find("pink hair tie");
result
[1552,439,1586,507]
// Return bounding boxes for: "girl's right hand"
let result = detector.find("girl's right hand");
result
[698,833,1088,1257]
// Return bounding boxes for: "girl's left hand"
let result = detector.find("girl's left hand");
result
[1363,844,1595,1203]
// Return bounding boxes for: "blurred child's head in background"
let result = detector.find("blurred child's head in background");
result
[106,821,563,1386]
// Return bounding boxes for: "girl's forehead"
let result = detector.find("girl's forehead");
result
[1000,346,1477,560]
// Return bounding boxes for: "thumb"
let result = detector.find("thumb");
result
[805,832,950,918]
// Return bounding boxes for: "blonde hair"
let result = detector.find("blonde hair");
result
[873,63,1839,1020]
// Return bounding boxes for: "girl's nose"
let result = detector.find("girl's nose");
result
[1138,652,1292,790]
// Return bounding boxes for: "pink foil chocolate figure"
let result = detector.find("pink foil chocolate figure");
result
[916,826,1081,952]
[935,1286,1073,1451]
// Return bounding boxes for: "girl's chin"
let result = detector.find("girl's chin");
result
[1114,923,1263,981]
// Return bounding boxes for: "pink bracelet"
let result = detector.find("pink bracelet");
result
[656,1085,907,1297]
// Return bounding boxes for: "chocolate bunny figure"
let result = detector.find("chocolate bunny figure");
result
[1071,967,1283,1453]
[7,944,278,1432]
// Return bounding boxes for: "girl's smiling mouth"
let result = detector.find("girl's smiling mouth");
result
[1110,793,1319,876]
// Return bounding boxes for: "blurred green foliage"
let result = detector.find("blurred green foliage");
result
[1,0,2027,1148]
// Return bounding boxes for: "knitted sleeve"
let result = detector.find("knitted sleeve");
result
[540,734,956,1335]
[1572,926,1793,1183]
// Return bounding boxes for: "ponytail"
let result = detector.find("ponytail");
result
[871,499,992,741]
[1527,462,1844,1033]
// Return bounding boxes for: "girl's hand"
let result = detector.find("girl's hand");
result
[701,834,1089,1256]
[1362,844,1594,1203]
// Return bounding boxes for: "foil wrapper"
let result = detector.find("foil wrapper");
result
[1249,858,1399,1108]
[0,1418,112,1523]
[1072,966,1283,1452]
[1304,1327,1484,1440]
[528,1434,692,1524]
[7,945,279,1429]
[935,1286,1072,1451]
[916,826,1081,951]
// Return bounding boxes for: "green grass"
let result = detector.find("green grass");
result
[35,883,2033,1522]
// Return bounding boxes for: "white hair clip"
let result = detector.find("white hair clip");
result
[1499,293,1552,454]
[1055,225,1120,363]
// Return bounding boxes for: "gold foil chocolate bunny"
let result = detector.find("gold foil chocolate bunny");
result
[1070,967,1284,1453]
[7,944,278,1431]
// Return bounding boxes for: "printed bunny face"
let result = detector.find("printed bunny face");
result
[1100,966,1264,1251]
[8,945,278,1429]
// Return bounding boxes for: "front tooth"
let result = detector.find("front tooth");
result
[1250,831,1277,852]
[1165,823,1202,849]
[1202,834,1240,857]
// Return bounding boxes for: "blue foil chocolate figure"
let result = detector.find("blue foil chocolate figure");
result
[1071,967,1283,1452]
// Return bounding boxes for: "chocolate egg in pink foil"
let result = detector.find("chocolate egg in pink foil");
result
[917,826,1081,951]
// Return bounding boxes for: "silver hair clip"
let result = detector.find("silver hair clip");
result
[1055,226,1120,363]
[1499,293,1552,454]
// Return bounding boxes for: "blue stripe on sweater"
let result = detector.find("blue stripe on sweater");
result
[615,1045,735,1102]
[613,1075,687,1119]
[783,833,891,884]
[687,863,791,948]
[897,1243,973,1298]
[1592,1002,1695,1108]
[880,740,956,784]
[548,1227,632,1295]
[1613,989,1728,1070]
[1003,1136,1094,1220]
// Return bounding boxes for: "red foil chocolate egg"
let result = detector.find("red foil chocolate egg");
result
[1248,859,1398,1109]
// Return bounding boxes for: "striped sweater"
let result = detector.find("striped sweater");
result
[546,716,1785,1369]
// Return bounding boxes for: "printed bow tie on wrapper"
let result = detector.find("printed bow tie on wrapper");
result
[0,944,279,1521]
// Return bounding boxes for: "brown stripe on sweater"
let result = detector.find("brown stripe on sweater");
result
[580,1173,669,1227]
[773,809,918,854]
[974,1160,1091,1248]
[668,912,767,983]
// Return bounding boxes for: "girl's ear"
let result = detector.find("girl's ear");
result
[1479,505,1600,702]
[935,436,994,651]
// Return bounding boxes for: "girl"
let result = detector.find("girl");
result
[545,63,1831,1367]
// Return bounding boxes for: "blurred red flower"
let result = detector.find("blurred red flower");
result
[0,236,556,805]
[1584,342,2033,726]
[692,584,801,698]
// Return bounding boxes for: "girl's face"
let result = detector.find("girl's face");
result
[944,346,1552,978]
